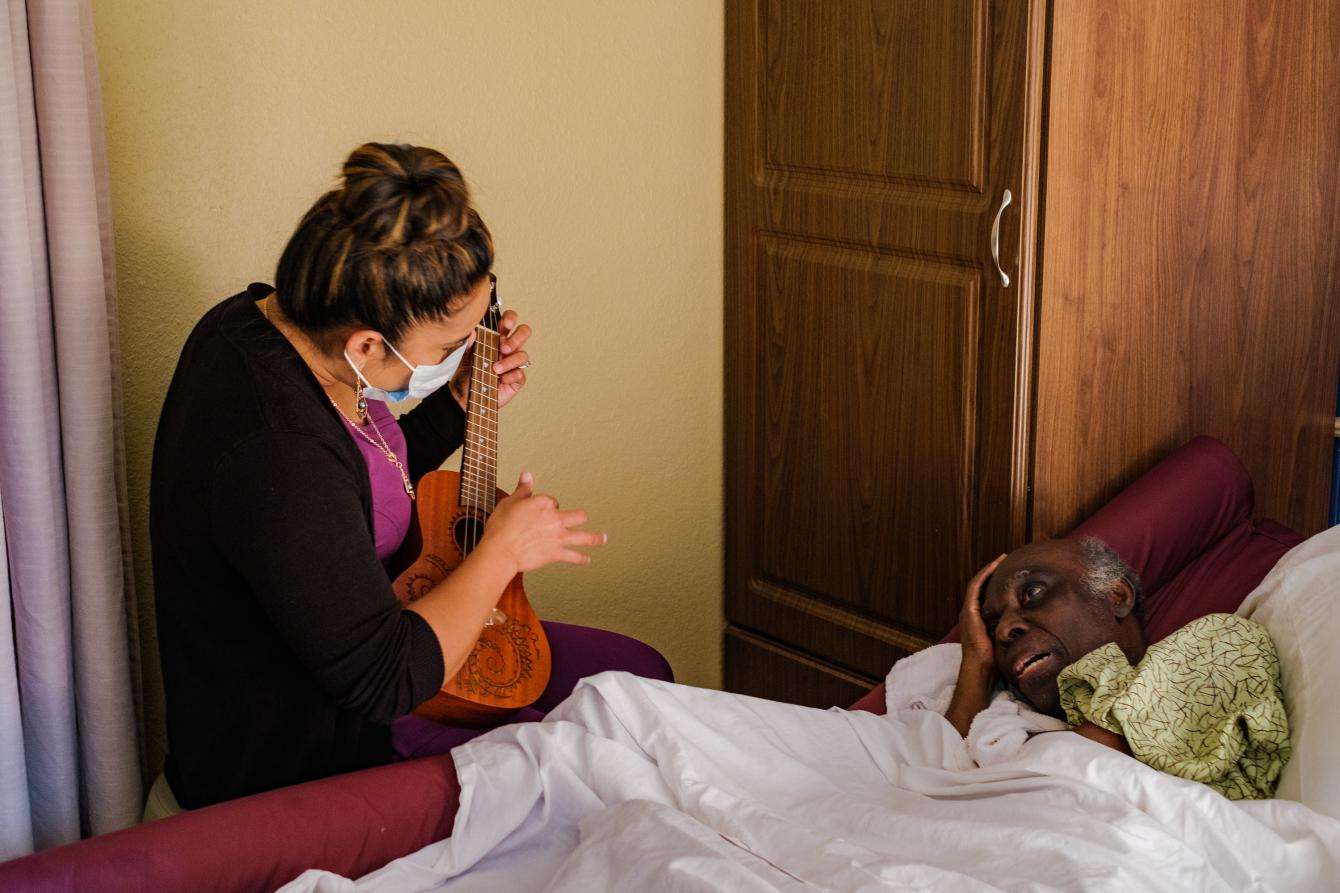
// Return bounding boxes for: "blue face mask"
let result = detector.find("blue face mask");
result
[346,336,471,404]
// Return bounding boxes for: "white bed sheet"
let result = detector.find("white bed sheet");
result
[280,670,1340,892]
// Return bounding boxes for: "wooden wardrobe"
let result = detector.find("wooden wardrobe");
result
[724,0,1340,706]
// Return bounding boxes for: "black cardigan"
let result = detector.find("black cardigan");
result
[150,284,460,808]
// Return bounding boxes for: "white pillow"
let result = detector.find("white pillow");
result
[1238,525,1340,818]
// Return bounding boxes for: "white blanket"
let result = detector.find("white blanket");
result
[884,643,1069,767]
[282,666,1340,892]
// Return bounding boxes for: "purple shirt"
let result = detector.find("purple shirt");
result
[339,399,413,562]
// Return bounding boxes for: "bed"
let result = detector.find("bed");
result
[0,436,1316,891]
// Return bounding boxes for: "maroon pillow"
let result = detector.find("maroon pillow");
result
[1136,519,1300,643]
[1070,435,1256,595]
[1068,436,1301,641]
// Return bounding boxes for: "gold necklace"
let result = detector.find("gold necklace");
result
[328,394,416,500]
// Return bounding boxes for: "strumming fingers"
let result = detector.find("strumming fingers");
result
[563,529,606,547]
[556,548,592,566]
[558,508,589,528]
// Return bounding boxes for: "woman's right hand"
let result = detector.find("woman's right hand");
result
[480,471,607,574]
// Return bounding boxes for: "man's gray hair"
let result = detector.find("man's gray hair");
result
[1076,536,1144,618]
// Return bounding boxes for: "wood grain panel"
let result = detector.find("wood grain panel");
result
[1033,0,1340,537]
[756,236,978,638]
[760,0,987,189]
[725,0,1046,703]
[729,577,922,680]
[724,626,878,709]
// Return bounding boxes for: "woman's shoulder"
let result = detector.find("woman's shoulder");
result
[160,284,346,461]
[191,283,274,341]
[173,285,275,367]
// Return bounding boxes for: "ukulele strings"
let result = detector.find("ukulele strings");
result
[476,309,490,553]
[476,321,489,553]
[467,305,499,556]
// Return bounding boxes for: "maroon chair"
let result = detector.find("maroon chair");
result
[0,621,671,893]
[0,436,1302,892]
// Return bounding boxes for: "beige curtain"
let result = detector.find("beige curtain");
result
[0,0,142,857]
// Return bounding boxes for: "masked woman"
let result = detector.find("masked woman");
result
[145,143,669,818]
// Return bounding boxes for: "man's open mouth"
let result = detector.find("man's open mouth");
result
[1013,650,1058,681]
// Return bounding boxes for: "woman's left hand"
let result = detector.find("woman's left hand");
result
[451,310,532,410]
[492,310,531,408]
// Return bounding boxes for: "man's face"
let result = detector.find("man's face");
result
[979,541,1125,716]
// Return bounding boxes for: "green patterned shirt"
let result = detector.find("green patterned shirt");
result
[1056,613,1291,800]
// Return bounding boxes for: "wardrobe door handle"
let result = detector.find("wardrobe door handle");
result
[990,189,1012,287]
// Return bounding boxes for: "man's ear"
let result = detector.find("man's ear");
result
[1109,578,1137,619]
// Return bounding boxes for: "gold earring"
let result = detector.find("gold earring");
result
[355,378,368,422]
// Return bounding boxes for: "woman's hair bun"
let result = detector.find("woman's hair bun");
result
[335,142,472,247]
[275,141,493,341]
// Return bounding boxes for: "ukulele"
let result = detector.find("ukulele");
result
[390,288,551,726]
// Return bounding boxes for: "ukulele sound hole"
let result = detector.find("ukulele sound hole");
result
[453,513,487,557]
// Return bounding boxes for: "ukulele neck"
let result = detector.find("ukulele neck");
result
[460,324,500,515]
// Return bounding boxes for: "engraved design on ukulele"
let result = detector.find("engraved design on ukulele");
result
[398,554,452,604]
[458,616,541,697]
[397,508,515,627]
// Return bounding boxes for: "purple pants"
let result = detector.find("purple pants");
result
[392,620,673,759]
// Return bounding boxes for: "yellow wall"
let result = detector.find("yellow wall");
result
[91,0,724,775]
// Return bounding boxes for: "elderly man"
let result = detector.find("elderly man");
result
[944,537,1291,800]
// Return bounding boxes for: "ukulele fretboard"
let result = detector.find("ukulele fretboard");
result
[460,325,500,514]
